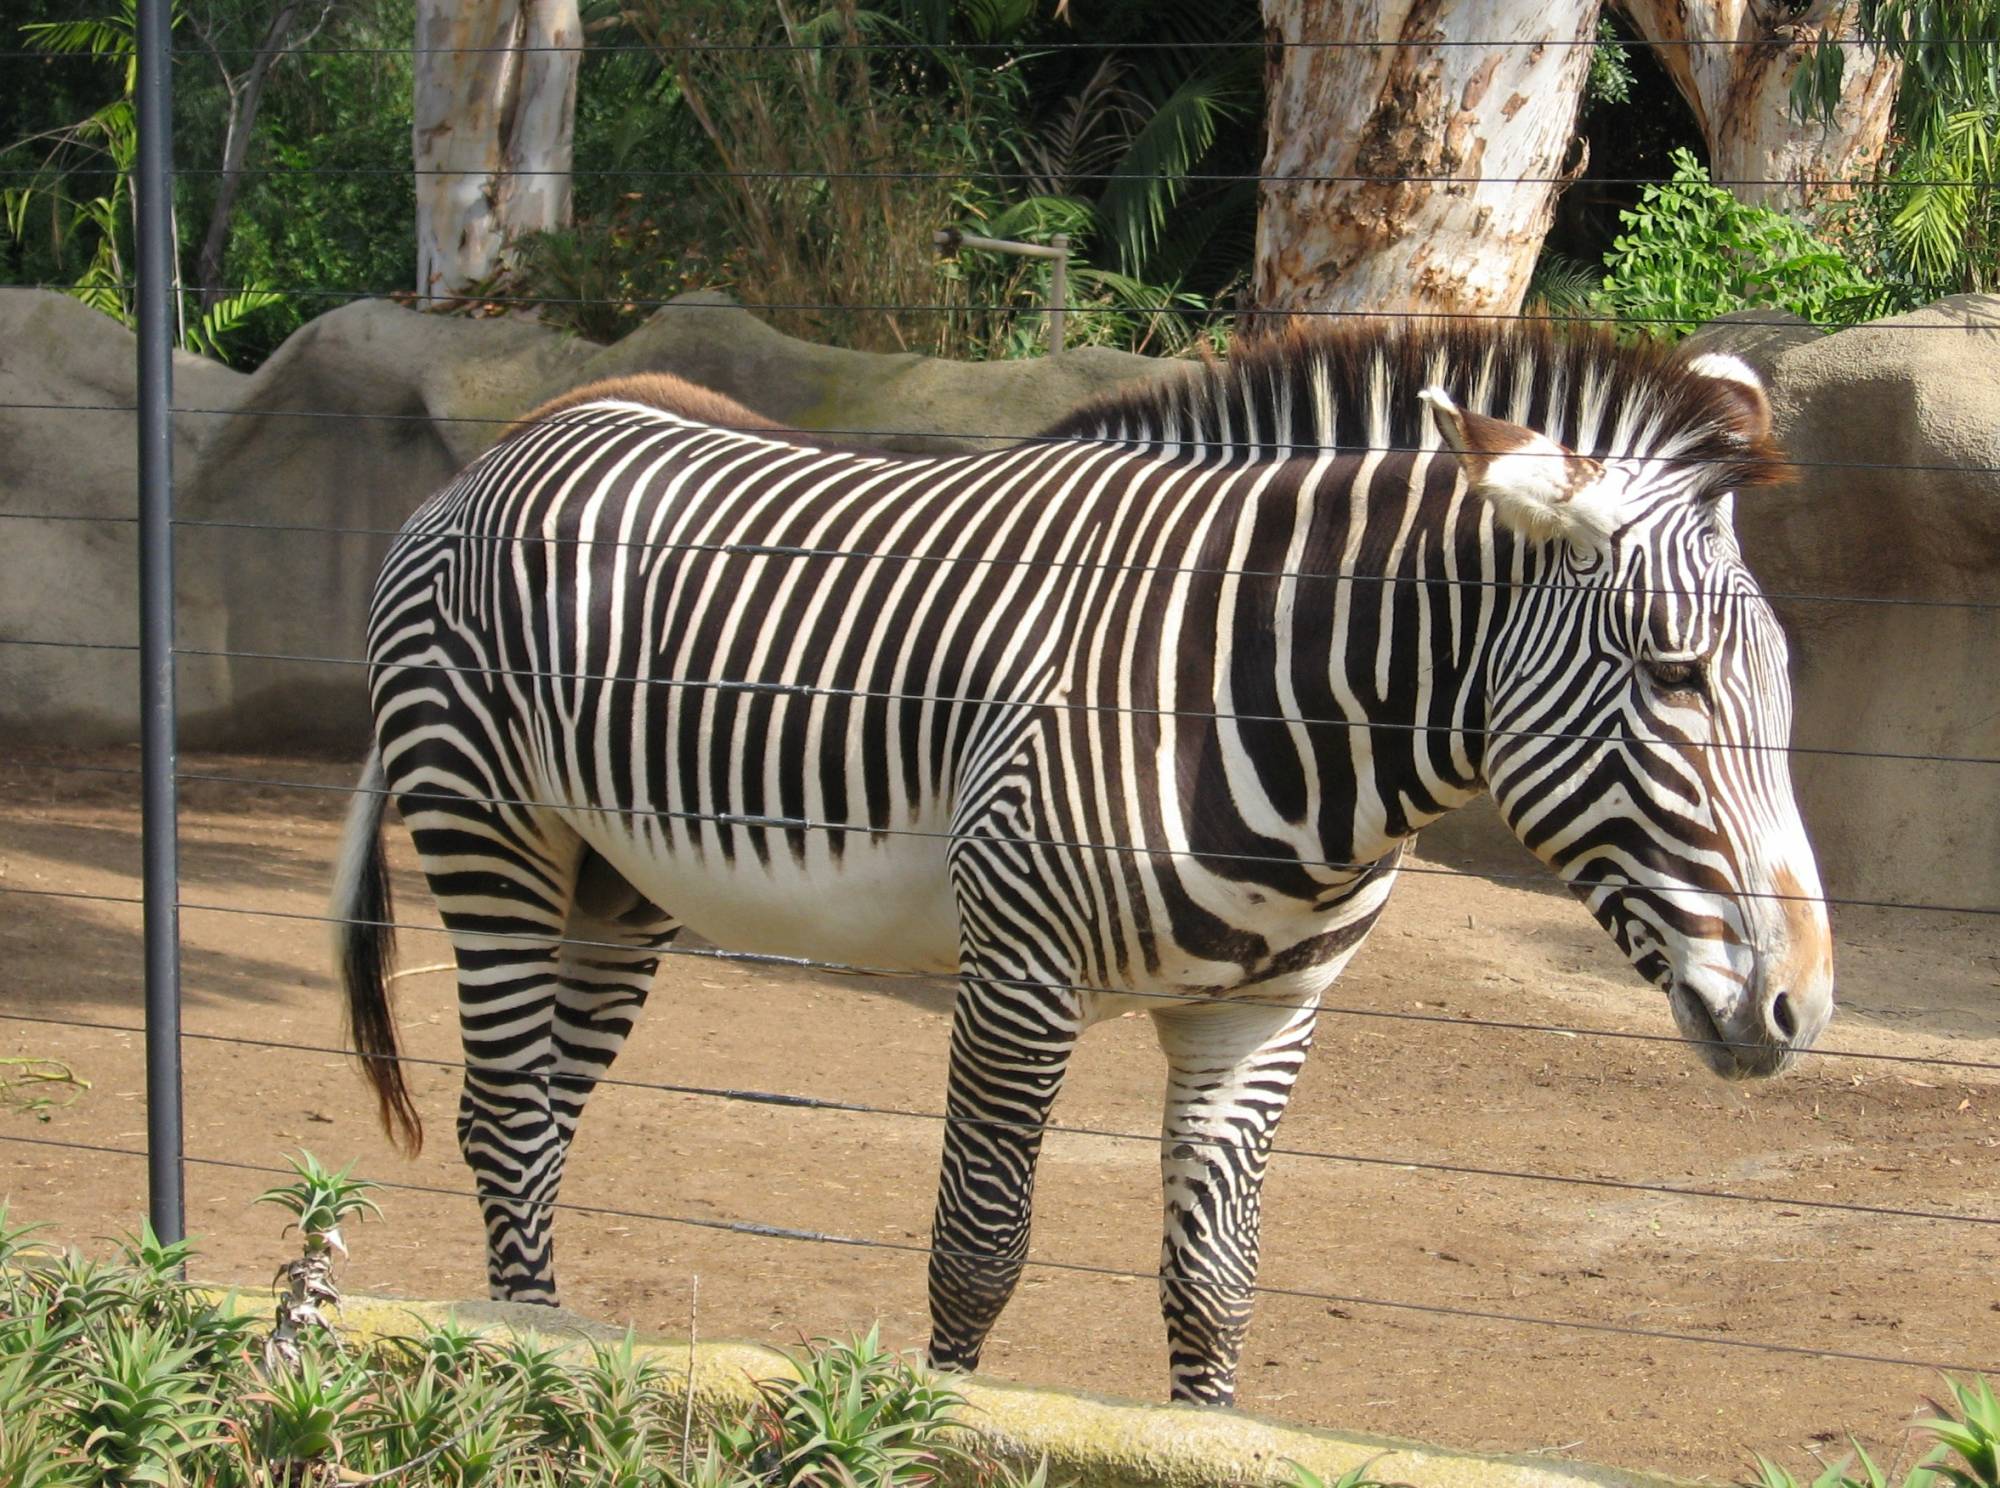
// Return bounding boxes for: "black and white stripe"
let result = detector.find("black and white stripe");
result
[334,324,1833,1405]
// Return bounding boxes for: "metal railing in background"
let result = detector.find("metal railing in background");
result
[933,227,1071,354]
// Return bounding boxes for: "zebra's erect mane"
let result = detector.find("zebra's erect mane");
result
[1042,320,1788,494]
[500,372,780,444]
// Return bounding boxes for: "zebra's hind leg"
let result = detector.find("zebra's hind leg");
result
[924,965,1082,1376]
[421,810,581,1305]
[549,848,680,1175]
[1150,996,1319,1406]
[446,842,675,1305]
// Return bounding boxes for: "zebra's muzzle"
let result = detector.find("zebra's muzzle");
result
[1668,981,1797,1081]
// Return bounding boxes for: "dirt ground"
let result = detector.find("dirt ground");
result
[1,745,1996,1482]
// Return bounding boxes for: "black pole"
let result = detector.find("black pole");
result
[135,0,185,1246]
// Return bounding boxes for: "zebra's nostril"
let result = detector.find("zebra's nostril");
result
[1770,991,1798,1040]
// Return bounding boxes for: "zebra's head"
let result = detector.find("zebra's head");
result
[1420,353,1832,1080]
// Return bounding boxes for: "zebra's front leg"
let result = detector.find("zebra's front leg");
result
[925,969,1081,1376]
[1151,996,1319,1406]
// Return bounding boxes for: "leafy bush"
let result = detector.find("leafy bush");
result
[510,203,731,345]
[1592,148,1879,336]
[0,1164,1067,1488]
[504,0,1249,360]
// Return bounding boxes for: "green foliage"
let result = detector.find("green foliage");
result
[237,1343,375,1476]
[501,0,1251,359]
[1921,1375,2000,1488]
[1586,18,1635,107]
[1591,150,1879,335]
[1881,106,2000,294]
[1792,0,2000,300]
[1,2,140,322]
[253,1148,382,1248]
[1750,1376,2000,1488]
[0,1056,89,1120]
[0,1184,1078,1488]
[207,0,420,361]
[510,202,726,345]
[747,1325,969,1486]
[66,1322,227,1486]
[1284,1457,1404,1488]
[1524,253,1605,320]
[0,1,292,364]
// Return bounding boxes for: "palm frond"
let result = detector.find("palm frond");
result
[976,192,1095,243]
[1094,73,1243,276]
[1011,56,1146,196]
[1141,176,1257,289]
[182,287,282,362]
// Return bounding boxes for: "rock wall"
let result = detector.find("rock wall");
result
[1,290,1181,751]
[3,289,1995,915]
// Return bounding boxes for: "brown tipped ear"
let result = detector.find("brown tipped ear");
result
[1686,352,1773,446]
[1419,387,1608,544]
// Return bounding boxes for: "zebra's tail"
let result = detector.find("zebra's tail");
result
[332,746,422,1155]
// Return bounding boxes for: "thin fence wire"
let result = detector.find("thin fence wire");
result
[24,758,2000,923]
[3,877,1998,1065]
[3,502,2000,612]
[6,284,2000,336]
[8,400,2000,482]
[1,1005,1993,1230]
[0,1130,1992,1377]
[10,164,2000,193]
[8,31,1985,55]
[3,633,1997,771]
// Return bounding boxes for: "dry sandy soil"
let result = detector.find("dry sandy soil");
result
[1,746,1995,1482]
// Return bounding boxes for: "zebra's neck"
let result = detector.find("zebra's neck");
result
[1049,429,1514,885]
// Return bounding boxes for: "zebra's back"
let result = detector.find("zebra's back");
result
[367,395,1145,972]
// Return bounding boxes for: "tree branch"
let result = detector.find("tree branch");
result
[195,0,318,310]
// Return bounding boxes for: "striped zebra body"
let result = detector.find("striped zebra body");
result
[335,325,1834,1405]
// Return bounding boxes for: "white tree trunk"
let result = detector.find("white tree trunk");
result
[1613,0,1901,209]
[412,0,581,300]
[1254,0,1600,318]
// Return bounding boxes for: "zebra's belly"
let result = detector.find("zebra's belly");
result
[578,817,964,975]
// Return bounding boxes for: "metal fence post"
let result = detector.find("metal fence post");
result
[1047,234,1068,355]
[135,0,185,1247]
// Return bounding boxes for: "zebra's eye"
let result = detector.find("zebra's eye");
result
[1644,656,1708,699]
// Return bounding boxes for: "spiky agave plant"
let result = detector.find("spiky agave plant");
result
[63,1320,226,1487]
[1922,1375,2000,1488]
[253,1152,382,1372]
[1751,1375,2000,1488]
[232,1343,376,1487]
[748,1326,971,1488]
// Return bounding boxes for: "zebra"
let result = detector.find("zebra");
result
[332,320,1835,1407]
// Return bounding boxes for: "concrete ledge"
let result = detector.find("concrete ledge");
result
[208,1289,1690,1488]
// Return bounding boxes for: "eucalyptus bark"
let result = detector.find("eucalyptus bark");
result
[1253,0,1600,319]
[412,0,581,300]
[1612,0,1901,209]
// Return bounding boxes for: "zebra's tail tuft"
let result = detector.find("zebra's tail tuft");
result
[332,747,422,1155]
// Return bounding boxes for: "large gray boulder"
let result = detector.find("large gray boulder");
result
[1,293,246,738]
[1693,297,2000,914]
[1,290,1180,750]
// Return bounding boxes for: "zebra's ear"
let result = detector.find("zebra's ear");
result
[1687,352,1773,447]
[1418,387,1608,545]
